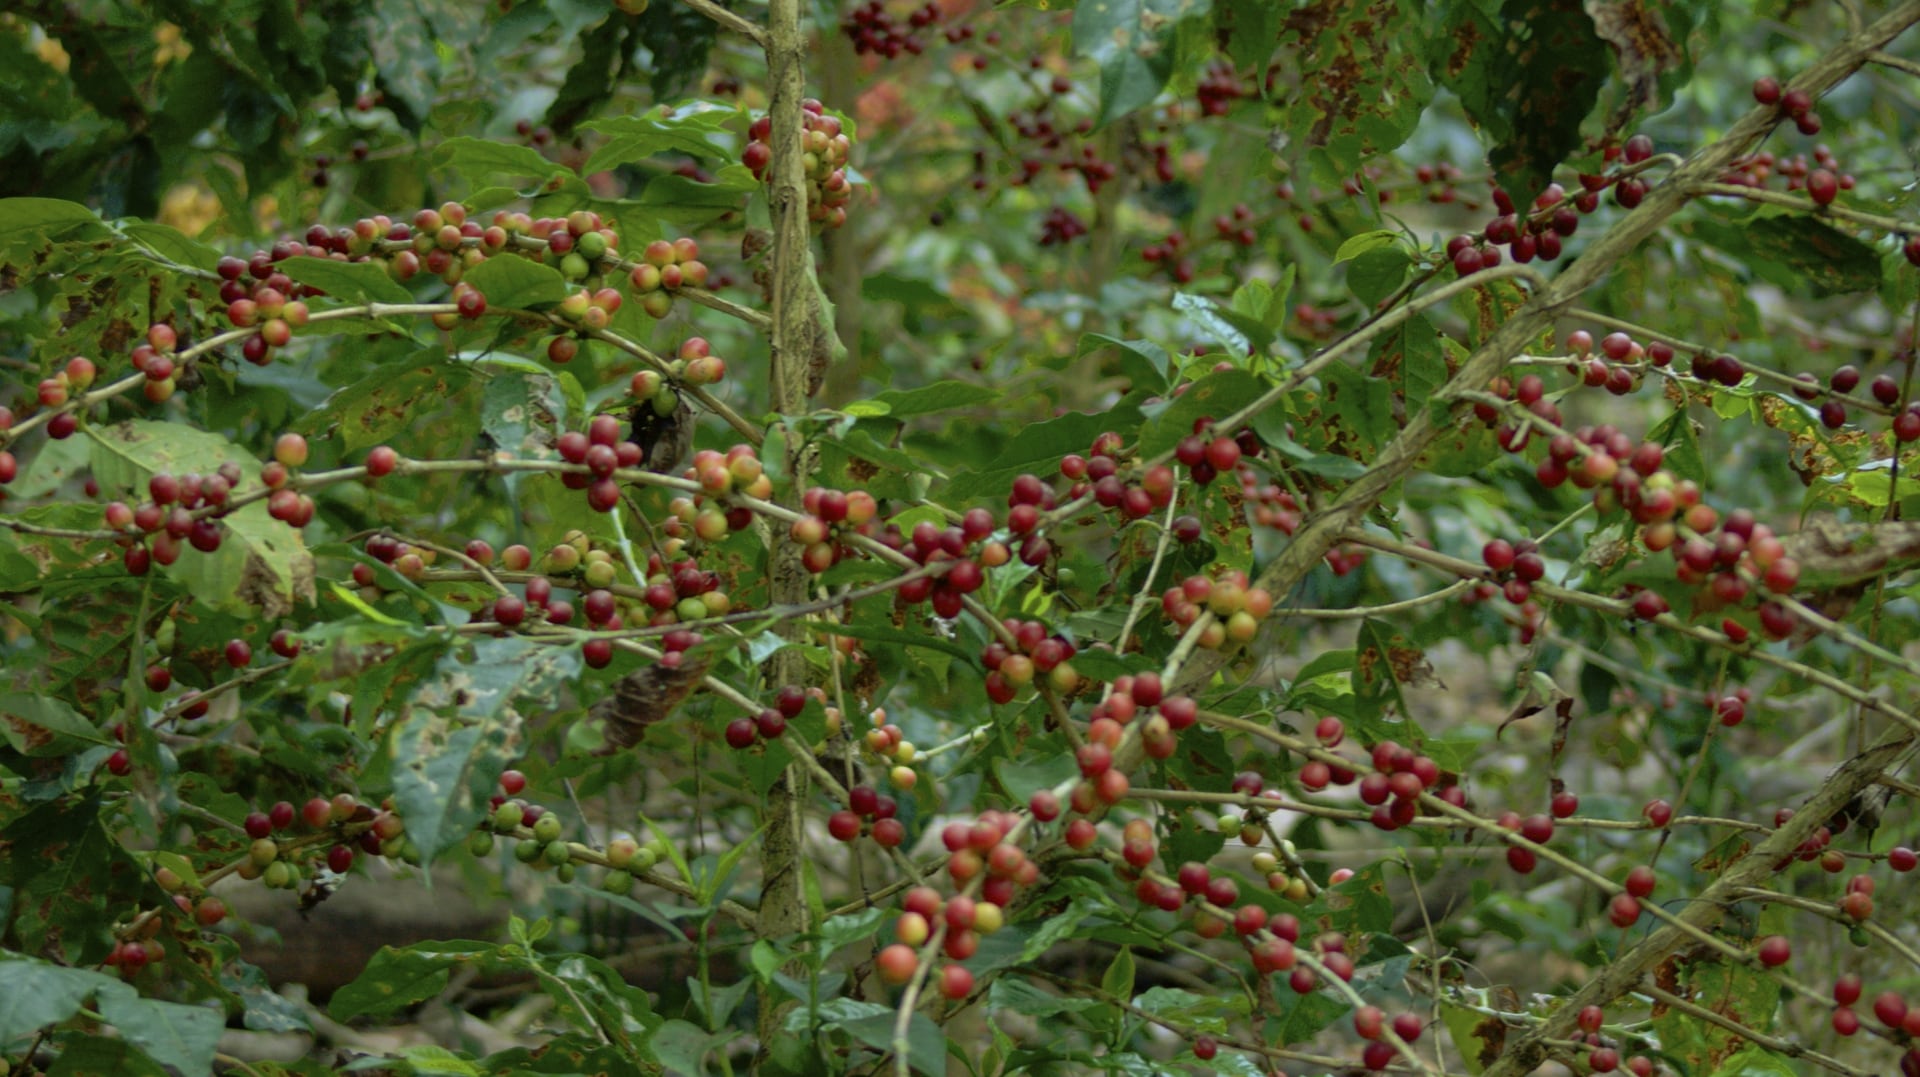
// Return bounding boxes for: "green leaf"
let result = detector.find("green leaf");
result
[649,1017,729,1075]
[1101,945,1136,1001]
[1686,207,1883,297]
[120,221,222,271]
[580,104,740,175]
[390,637,580,864]
[871,381,1002,420]
[0,958,118,1041]
[1173,291,1273,355]
[1710,1044,1799,1076]
[1439,994,1499,1074]
[1647,408,1704,484]
[1077,333,1172,395]
[944,406,1144,500]
[1348,246,1411,308]
[276,255,414,306]
[330,941,506,1021]
[460,254,569,310]
[838,1011,948,1077]
[1334,230,1403,263]
[1430,0,1609,212]
[86,421,315,617]
[0,198,109,255]
[45,1036,168,1077]
[0,693,110,757]
[1073,0,1213,126]
[1280,0,1434,176]
[1137,370,1268,460]
[480,365,566,495]
[434,136,567,183]
[990,976,1103,1018]
[95,989,223,1076]
[320,353,475,452]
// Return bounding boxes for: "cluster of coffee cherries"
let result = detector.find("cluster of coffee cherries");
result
[1087,672,1198,765]
[826,782,906,846]
[785,486,883,574]
[551,414,660,514]
[1558,1002,1660,1075]
[104,451,314,577]
[626,237,710,319]
[1828,973,1920,1075]
[1718,143,1856,201]
[1036,205,1088,247]
[1195,60,1247,117]
[876,875,1022,1001]
[867,503,1041,619]
[1410,160,1472,206]
[1001,95,1118,195]
[543,289,624,361]
[851,705,920,783]
[1751,75,1825,136]
[1158,568,1275,649]
[742,100,854,229]
[661,444,772,540]
[1060,431,1179,522]
[726,684,819,752]
[981,618,1082,704]
[840,0,940,57]
[480,773,680,886]
[1447,136,1659,276]
[1140,230,1197,282]
[1296,720,1466,830]
[1790,363,1915,437]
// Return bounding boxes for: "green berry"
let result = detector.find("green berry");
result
[532,813,562,843]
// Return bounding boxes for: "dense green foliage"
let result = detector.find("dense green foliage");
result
[4,1,1920,1075]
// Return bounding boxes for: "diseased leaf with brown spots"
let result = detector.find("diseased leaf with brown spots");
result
[1429,0,1611,212]
[0,796,145,962]
[1279,0,1434,174]
[1586,0,1680,111]
[591,656,713,752]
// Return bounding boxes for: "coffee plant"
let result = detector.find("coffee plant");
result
[3,0,1920,1074]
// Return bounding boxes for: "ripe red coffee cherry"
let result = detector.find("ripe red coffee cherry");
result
[1550,791,1578,818]
[1192,1035,1217,1061]
[365,445,399,477]
[876,943,917,985]
[1890,846,1918,872]
[1608,893,1641,928]
[244,811,273,839]
[1643,798,1673,827]
[1876,991,1909,1028]
[1756,935,1791,967]
[1833,1007,1860,1036]
[1577,1004,1604,1033]
[724,718,758,750]
[1834,973,1863,1006]
[1752,76,1782,105]
[1625,865,1655,898]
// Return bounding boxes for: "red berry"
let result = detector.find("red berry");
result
[1756,935,1791,967]
[328,845,354,873]
[725,718,758,750]
[1625,865,1655,898]
[1609,893,1640,928]
[1753,76,1782,105]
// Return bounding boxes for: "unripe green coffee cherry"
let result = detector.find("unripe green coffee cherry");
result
[515,838,544,864]
[543,839,571,866]
[603,869,634,895]
[493,802,524,831]
[532,813,563,843]
[555,862,576,883]
[468,831,495,856]
[263,860,294,889]
[249,838,279,867]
